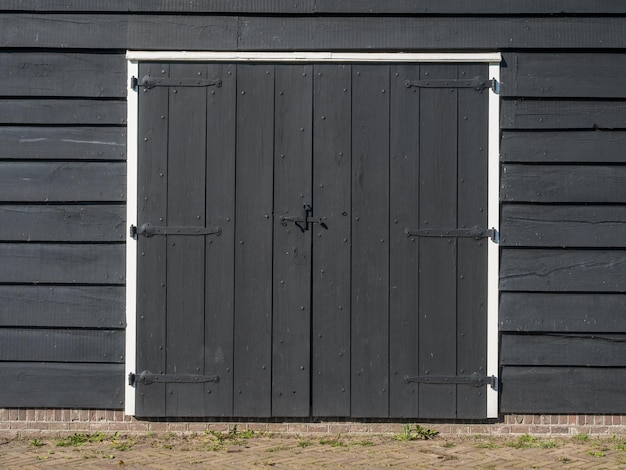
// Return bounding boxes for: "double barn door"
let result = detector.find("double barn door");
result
[134,60,491,418]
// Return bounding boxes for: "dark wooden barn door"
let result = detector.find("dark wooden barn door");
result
[134,61,491,419]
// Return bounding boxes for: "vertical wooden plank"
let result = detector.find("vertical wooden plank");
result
[204,63,236,416]
[456,63,489,419]
[272,64,313,416]
[418,64,458,418]
[165,63,207,416]
[389,63,421,417]
[311,64,352,417]
[234,64,274,417]
[351,64,390,418]
[135,62,169,417]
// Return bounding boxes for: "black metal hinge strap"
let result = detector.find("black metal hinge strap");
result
[131,75,222,89]
[404,76,497,92]
[129,371,219,386]
[130,223,222,238]
[403,375,498,390]
[404,226,499,243]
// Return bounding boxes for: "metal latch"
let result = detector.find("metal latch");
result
[404,374,498,390]
[404,226,499,243]
[404,76,498,92]
[131,75,222,90]
[130,223,222,239]
[280,204,328,233]
[129,371,219,386]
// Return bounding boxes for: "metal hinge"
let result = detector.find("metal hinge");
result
[404,374,498,390]
[130,223,222,239]
[131,75,222,90]
[404,226,499,243]
[404,76,498,93]
[129,371,219,386]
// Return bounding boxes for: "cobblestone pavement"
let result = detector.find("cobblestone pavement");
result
[2,430,626,469]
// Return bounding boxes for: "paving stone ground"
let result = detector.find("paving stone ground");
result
[1,430,626,469]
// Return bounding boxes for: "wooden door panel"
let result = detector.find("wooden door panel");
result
[136,61,491,419]
[389,63,422,417]
[203,63,237,416]
[311,64,352,417]
[135,62,169,417]
[350,65,391,418]
[272,65,313,416]
[233,64,275,417]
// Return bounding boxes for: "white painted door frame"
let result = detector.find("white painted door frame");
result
[125,51,501,418]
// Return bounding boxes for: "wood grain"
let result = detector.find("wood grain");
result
[500,249,626,292]
[0,362,123,409]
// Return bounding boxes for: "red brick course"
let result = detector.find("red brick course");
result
[1,409,625,437]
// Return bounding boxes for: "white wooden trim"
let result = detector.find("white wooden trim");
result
[125,60,139,416]
[126,51,501,63]
[486,62,501,419]
[125,51,501,418]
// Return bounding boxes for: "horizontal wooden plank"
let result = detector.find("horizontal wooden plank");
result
[501,131,626,163]
[501,100,626,130]
[0,53,126,98]
[501,205,626,247]
[0,99,125,125]
[0,126,126,160]
[501,334,626,367]
[0,328,124,363]
[0,14,237,50]
[501,53,626,98]
[500,249,626,292]
[0,285,124,328]
[239,17,626,50]
[500,292,626,333]
[2,0,626,14]
[500,367,626,414]
[0,243,125,284]
[0,204,126,242]
[0,162,125,202]
[2,15,626,50]
[501,165,626,203]
[0,362,123,409]
[3,0,626,14]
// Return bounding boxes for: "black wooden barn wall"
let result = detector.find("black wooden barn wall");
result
[0,2,625,414]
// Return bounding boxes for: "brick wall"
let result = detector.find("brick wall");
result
[1,410,624,437]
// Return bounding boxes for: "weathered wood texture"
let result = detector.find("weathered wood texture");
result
[0,328,124,363]
[0,362,124,409]
[501,53,626,98]
[501,205,626,247]
[0,99,126,125]
[3,0,626,14]
[501,334,626,367]
[2,15,626,50]
[498,49,626,414]
[0,205,125,242]
[1,7,625,416]
[0,243,125,284]
[501,100,626,130]
[501,131,626,163]
[500,249,626,292]
[0,53,126,97]
[0,285,125,328]
[0,127,126,160]
[0,162,125,202]
[500,367,626,414]
[0,49,127,409]
[501,165,626,203]
[500,293,626,333]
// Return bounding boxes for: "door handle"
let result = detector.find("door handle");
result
[280,204,328,233]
